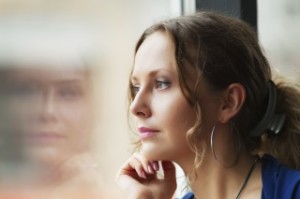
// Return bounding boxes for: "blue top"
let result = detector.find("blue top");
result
[182,155,300,199]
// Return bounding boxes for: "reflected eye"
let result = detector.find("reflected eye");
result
[57,86,83,100]
[7,83,39,97]
[155,80,171,90]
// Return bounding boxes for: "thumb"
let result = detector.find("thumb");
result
[161,161,176,181]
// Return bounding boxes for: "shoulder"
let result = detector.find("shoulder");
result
[261,154,300,199]
[181,192,194,199]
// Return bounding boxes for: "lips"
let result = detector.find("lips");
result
[138,127,159,139]
[25,132,64,144]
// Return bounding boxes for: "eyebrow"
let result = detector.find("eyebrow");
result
[52,78,87,86]
[130,68,174,82]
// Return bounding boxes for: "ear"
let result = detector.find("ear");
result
[218,83,246,124]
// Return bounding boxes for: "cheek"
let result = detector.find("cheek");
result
[156,95,196,133]
[171,106,195,138]
[59,102,93,132]
[5,102,34,132]
[157,100,195,158]
[58,103,93,151]
[8,99,35,117]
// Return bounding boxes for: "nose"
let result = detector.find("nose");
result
[38,89,58,122]
[130,89,151,118]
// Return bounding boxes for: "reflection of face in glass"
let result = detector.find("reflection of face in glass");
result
[2,67,93,169]
[0,66,121,199]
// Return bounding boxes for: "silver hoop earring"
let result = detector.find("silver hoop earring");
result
[210,124,240,167]
[210,124,219,163]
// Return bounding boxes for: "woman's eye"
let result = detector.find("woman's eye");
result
[155,80,171,90]
[131,85,140,96]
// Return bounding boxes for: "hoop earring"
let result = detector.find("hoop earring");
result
[210,123,240,167]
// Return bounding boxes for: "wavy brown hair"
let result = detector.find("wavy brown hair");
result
[128,12,300,169]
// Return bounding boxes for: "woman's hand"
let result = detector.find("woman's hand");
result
[116,153,177,199]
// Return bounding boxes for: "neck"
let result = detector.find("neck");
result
[177,153,261,199]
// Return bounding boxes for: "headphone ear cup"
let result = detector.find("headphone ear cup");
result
[249,81,277,137]
[268,114,286,135]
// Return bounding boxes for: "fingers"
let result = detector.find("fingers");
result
[117,153,160,180]
[116,155,177,199]
[129,155,147,179]
[133,153,160,177]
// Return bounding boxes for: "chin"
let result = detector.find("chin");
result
[141,143,172,161]
[24,146,69,167]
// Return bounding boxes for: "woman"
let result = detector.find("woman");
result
[0,15,127,197]
[0,58,118,199]
[0,65,101,197]
[116,12,300,199]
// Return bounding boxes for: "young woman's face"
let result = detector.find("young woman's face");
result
[130,31,197,161]
[1,67,93,166]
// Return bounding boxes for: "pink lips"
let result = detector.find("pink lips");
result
[138,127,159,139]
[26,132,63,144]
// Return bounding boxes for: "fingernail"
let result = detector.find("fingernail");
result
[148,165,153,174]
[152,162,159,171]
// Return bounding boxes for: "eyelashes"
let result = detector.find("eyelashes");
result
[130,79,171,96]
[154,80,171,90]
[131,85,140,96]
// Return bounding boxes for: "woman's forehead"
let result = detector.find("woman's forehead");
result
[133,32,176,70]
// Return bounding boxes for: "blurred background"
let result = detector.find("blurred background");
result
[0,0,299,198]
[258,0,300,79]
